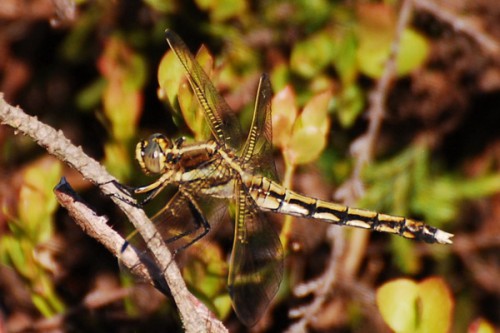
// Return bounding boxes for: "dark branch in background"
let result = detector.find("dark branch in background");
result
[286,228,347,333]
[0,94,227,333]
[414,0,500,56]
[339,0,415,277]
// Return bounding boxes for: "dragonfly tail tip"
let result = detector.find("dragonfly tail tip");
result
[435,229,454,245]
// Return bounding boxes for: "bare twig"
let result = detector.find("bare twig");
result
[286,227,345,332]
[0,93,227,333]
[414,0,500,56]
[288,0,416,329]
[453,233,500,293]
[339,0,414,277]
[53,178,155,284]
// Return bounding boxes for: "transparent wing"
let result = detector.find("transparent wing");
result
[240,74,279,182]
[228,185,284,326]
[165,29,242,150]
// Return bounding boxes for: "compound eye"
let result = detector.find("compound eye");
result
[136,134,169,174]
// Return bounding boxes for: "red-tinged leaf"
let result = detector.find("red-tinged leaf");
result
[271,85,297,149]
[285,90,331,165]
[417,277,454,333]
[468,318,495,333]
[377,278,419,333]
[98,36,144,141]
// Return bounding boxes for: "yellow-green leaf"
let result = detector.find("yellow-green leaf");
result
[196,0,247,21]
[103,142,133,181]
[377,278,419,333]
[285,90,331,165]
[377,277,454,333]
[271,85,297,149]
[417,277,453,333]
[18,157,62,243]
[157,49,185,107]
[356,4,429,78]
[291,32,335,79]
[178,45,214,141]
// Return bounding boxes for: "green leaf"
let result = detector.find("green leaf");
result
[333,83,364,128]
[183,242,229,319]
[290,31,335,78]
[18,157,62,243]
[396,29,430,76]
[32,293,56,317]
[103,142,133,181]
[355,4,429,78]
[196,0,247,21]
[332,29,358,86]
[76,78,106,111]
[143,0,176,13]
[357,27,429,79]
[2,236,31,278]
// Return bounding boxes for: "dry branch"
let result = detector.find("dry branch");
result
[0,93,227,333]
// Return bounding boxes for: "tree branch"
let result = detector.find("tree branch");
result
[0,93,227,333]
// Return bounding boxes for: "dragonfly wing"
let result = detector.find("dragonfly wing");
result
[228,185,284,326]
[240,74,279,182]
[165,30,242,150]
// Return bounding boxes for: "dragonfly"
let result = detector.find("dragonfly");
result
[123,29,454,326]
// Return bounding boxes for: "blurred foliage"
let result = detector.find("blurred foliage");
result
[1,0,499,331]
[0,157,64,317]
[182,242,232,320]
[360,143,500,273]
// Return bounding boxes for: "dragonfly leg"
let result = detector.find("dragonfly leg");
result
[104,178,169,207]
[98,180,144,208]
[167,199,211,256]
[135,185,166,206]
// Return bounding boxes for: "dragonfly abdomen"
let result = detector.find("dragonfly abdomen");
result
[247,175,453,245]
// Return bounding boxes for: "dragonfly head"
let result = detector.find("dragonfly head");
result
[136,133,176,174]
